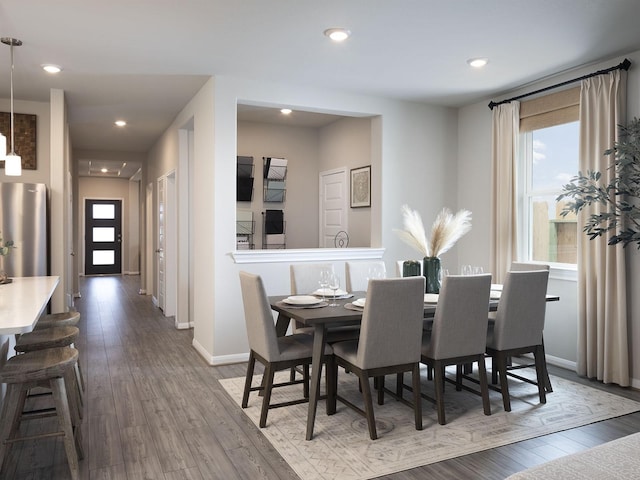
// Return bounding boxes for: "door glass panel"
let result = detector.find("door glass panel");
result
[93,250,115,265]
[92,227,115,242]
[93,204,115,219]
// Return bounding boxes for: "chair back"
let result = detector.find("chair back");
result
[426,274,492,359]
[510,262,550,272]
[345,260,386,292]
[290,263,334,295]
[239,271,281,362]
[356,276,424,369]
[491,270,549,350]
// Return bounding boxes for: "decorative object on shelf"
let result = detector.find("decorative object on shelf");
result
[350,165,371,208]
[334,230,349,248]
[558,117,640,249]
[236,156,254,202]
[394,205,472,293]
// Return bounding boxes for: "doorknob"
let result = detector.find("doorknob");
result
[156,248,163,253]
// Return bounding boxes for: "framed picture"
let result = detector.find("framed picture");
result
[350,165,371,208]
[0,112,37,170]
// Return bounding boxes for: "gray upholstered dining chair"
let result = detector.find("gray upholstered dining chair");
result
[486,269,549,412]
[345,260,386,292]
[239,271,334,428]
[495,262,552,392]
[329,276,425,440]
[420,274,492,425]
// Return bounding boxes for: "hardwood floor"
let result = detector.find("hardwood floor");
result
[2,274,640,479]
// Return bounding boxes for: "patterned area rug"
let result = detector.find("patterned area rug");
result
[220,368,640,480]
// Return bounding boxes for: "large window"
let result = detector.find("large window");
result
[518,88,579,266]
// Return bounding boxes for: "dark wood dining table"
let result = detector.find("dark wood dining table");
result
[269,291,559,440]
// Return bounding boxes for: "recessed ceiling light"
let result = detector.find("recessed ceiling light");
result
[42,64,62,74]
[467,58,489,68]
[101,168,108,173]
[280,108,292,115]
[114,120,127,127]
[324,28,351,42]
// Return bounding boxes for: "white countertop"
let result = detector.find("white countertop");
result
[0,276,60,334]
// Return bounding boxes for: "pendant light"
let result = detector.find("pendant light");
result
[1,37,22,176]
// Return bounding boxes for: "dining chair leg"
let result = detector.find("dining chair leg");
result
[358,372,377,440]
[242,352,256,408]
[411,364,423,431]
[491,356,498,385]
[303,364,310,399]
[540,337,553,392]
[259,365,275,428]
[455,365,463,391]
[496,352,511,412]
[377,376,385,405]
[396,372,404,399]
[476,355,491,416]
[326,356,337,415]
[433,360,446,425]
[534,345,547,405]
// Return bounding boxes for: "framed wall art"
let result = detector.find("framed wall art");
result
[0,112,37,170]
[350,165,371,208]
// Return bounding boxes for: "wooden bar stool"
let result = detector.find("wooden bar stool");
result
[15,326,85,413]
[0,347,83,480]
[34,311,81,330]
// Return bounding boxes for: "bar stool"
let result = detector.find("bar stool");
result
[34,311,81,330]
[0,347,83,480]
[15,326,85,413]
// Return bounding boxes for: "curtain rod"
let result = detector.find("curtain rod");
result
[488,58,631,110]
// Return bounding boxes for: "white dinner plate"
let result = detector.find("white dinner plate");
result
[352,298,366,308]
[491,284,503,291]
[490,290,502,299]
[283,295,323,306]
[424,293,439,303]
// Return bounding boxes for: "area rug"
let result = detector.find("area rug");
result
[219,368,640,480]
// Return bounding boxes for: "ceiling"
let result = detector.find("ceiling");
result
[2,1,640,178]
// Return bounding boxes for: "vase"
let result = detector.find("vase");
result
[423,256,441,293]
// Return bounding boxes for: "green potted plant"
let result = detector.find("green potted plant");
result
[557,117,640,248]
[0,232,14,284]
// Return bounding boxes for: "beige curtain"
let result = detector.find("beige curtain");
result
[578,70,629,386]
[490,102,520,284]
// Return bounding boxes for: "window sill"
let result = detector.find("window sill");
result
[549,263,577,282]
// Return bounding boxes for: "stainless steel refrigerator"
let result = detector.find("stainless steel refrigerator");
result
[0,182,48,277]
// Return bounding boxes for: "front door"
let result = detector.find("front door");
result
[85,199,122,275]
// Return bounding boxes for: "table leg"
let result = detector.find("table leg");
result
[306,324,326,441]
[275,314,291,337]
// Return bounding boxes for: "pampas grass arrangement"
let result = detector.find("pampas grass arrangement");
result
[394,205,472,258]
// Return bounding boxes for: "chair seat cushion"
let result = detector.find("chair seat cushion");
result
[276,334,333,362]
[331,340,359,364]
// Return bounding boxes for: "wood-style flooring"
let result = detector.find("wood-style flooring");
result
[2,274,640,479]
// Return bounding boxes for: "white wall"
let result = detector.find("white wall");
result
[319,116,373,247]
[458,50,640,385]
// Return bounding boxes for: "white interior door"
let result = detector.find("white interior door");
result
[157,177,165,311]
[319,168,348,247]
[164,172,177,317]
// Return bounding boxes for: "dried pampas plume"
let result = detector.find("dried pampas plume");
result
[394,205,472,258]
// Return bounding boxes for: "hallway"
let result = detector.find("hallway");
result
[2,275,640,479]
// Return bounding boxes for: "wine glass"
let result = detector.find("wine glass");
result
[473,266,484,275]
[318,268,331,302]
[438,268,449,285]
[461,264,473,276]
[328,273,341,307]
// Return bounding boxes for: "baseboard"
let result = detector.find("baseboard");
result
[211,352,250,366]
[152,296,158,307]
[545,354,576,371]
[175,321,191,330]
[191,339,249,366]
[138,289,147,295]
[124,271,140,275]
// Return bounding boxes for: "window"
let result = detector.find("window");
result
[518,88,579,266]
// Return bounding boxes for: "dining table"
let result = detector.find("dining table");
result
[0,276,60,335]
[270,287,560,441]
